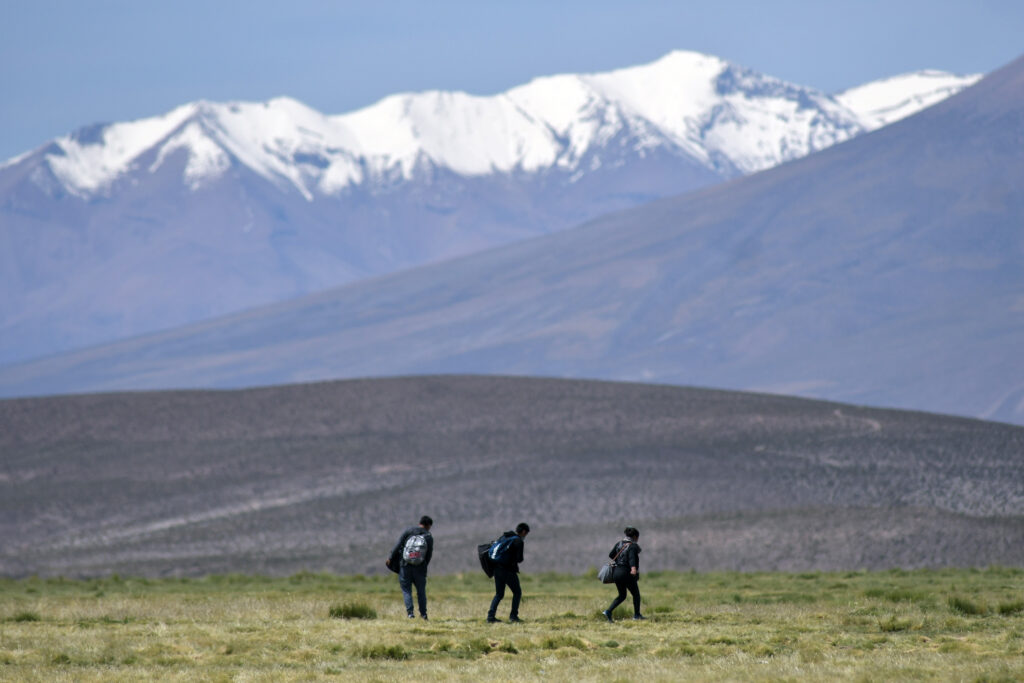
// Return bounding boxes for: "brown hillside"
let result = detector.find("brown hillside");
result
[1,376,1021,577]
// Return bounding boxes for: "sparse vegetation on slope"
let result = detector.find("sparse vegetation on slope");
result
[1,376,1022,576]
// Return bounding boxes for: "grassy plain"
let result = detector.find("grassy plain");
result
[1,568,1022,681]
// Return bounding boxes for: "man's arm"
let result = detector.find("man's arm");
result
[387,529,410,564]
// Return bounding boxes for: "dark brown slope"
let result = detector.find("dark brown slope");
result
[1,376,1021,577]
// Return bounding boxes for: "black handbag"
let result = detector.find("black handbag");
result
[598,542,631,583]
[477,542,495,578]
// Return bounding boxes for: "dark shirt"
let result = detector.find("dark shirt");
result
[493,530,525,573]
[610,539,641,571]
[390,525,433,570]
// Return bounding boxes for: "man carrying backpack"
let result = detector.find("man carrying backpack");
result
[486,522,530,623]
[386,515,433,619]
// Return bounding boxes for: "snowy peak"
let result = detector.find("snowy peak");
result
[42,98,362,199]
[335,88,565,177]
[46,103,197,195]
[18,52,981,200]
[578,50,863,173]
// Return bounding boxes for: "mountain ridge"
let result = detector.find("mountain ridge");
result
[5,54,1018,425]
[0,51,979,365]
[21,51,980,199]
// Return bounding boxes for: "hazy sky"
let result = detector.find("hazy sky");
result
[2,0,1022,160]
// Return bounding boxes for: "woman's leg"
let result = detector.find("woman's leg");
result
[627,578,642,615]
[608,579,628,612]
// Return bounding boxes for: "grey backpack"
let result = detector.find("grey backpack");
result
[403,532,428,565]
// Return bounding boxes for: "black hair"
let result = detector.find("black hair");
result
[420,515,433,527]
[624,526,639,540]
[516,522,530,534]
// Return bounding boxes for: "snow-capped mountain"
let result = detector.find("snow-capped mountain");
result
[0,51,979,366]
[4,52,1019,426]
[30,51,952,200]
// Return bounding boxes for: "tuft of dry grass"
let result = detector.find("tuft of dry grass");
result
[328,602,377,619]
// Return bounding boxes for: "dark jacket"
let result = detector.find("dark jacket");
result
[610,539,640,572]
[390,526,433,571]
[493,530,525,573]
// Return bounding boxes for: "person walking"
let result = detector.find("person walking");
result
[386,515,433,619]
[602,526,644,622]
[486,522,530,623]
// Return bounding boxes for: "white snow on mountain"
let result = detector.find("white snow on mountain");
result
[835,69,982,130]
[149,119,231,190]
[46,104,195,195]
[25,51,980,201]
[0,50,994,373]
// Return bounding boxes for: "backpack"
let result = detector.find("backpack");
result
[488,534,516,563]
[402,531,428,565]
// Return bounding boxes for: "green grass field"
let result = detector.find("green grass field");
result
[2,568,1022,681]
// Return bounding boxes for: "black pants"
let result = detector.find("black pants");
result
[399,564,427,617]
[608,574,641,615]
[488,566,521,619]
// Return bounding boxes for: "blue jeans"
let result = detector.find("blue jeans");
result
[488,566,521,619]
[399,564,427,617]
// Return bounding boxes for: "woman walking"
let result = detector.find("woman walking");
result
[602,527,644,622]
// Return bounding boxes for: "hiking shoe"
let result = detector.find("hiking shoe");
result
[509,616,523,623]
[602,610,613,623]
[633,614,646,620]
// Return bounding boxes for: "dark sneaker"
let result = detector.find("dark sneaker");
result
[486,617,501,623]
[509,616,523,623]
[407,614,415,619]
[602,610,613,623]
[633,614,646,620]
[420,615,428,620]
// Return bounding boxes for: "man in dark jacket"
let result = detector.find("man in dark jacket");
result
[386,515,433,619]
[486,522,530,623]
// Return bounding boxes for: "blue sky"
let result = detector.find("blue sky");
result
[2,0,1022,161]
